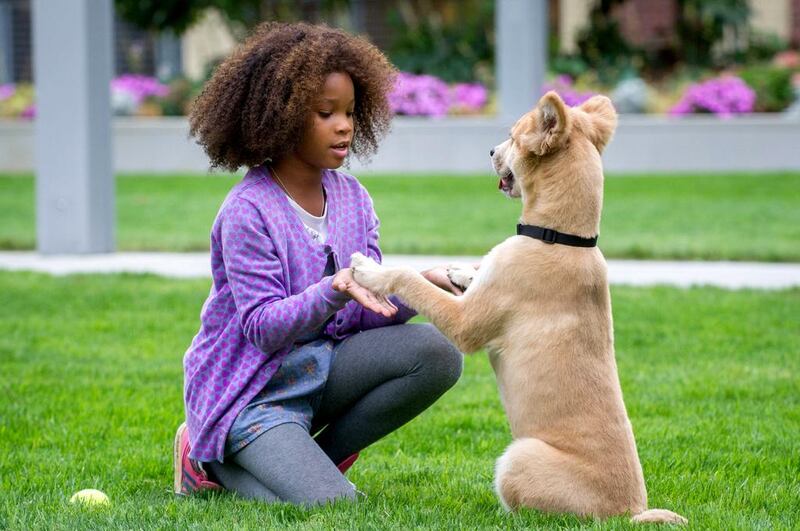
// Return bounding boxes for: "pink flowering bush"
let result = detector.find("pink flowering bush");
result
[111,74,169,104]
[0,83,35,119]
[2,75,174,119]
[541,75,596,106]
[111,74,171,116]
[389,73,451,117]
[773,50,800,70]
[450,82,489,113]
[669,76,755,117]
[0,84,14,101]
[388,72,489,116]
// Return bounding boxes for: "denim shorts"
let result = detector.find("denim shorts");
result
[225,337,334,456]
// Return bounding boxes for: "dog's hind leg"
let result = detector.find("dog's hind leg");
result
[494,438,610,518]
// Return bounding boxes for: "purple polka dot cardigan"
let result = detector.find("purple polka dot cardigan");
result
[183,165,415,462]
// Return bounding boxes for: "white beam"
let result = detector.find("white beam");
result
[33,0,114,254]
[496,0,548,124]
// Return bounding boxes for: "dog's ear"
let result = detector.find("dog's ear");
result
[518,91,572,156]
[579,95,618,153]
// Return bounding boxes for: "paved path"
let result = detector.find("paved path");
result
[1,251,798,290]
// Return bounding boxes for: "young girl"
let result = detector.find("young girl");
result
[173,22,463,505]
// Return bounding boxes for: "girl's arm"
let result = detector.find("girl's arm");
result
[358,195,417,330]
[221,197,350,354]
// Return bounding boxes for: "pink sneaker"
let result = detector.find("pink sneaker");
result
[173,422,223,496]
[336,452,359,474]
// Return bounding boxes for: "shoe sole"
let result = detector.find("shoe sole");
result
[173,422,187,496]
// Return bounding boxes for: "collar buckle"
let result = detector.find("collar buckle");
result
[541,228,557,244]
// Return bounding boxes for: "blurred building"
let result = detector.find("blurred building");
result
[183,0,800,82]
[1,0,162,83]
[1,0,800,85]
[557,0,800,54]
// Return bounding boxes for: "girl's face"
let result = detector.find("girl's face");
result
[296,72,355,170]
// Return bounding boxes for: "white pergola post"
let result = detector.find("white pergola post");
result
[33,0,114,254]
[496,0,548,124]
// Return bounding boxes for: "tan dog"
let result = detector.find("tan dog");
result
[351,91,686,524]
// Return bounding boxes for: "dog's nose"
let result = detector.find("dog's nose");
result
[490,148,495,156]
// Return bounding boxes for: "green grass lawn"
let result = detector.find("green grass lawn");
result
[0,271,797,529]
[1,172,799,261]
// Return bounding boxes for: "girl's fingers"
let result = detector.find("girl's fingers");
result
[353,289,391,316]
[374,293,397,314]
[371,298,394,317]
[381,301,398,316]
[381,296,398,311]
[367,294,395,317]
[371,293,396,316]
[346,284,397,317]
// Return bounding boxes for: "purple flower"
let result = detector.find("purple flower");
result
[0,84,14,101]
[541,75,596,107]
[669,76,755,117]
[451,82,488,112]
[20,104,36,120]
[388,72,451,117]
[111,74,169,105]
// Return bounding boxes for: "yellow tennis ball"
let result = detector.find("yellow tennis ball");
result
[69,489,110,506]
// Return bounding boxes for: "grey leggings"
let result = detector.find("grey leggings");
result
[207,323,462,505]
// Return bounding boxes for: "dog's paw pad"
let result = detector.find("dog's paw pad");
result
[350,254,384,286]
[350,252,369,270]
[447,263,476,291]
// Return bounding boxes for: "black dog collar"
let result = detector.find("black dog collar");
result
[517,223,598,247]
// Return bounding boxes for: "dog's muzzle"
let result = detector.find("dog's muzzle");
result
[498,172,515,193]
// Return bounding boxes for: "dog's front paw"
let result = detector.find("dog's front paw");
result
[447,263,476,292]
[350,252,393,295]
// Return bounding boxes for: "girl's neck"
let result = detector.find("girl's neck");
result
[271,156,326,216]
[272,156,324,190]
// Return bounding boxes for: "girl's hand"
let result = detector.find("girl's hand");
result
[422,266,464,295]
[332,268,398,317]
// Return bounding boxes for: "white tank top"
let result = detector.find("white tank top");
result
[286,195,328,244]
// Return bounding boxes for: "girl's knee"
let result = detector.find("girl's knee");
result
[412,323,463,389]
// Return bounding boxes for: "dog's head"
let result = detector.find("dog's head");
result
[491,91,617,203]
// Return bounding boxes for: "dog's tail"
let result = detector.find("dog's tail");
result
[631,508,687,525]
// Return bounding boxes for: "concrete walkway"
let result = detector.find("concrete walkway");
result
[1,251,799,290]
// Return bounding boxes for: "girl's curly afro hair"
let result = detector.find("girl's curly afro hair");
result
[189,22,397,172]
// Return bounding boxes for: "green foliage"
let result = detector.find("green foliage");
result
[550,54,590,80]
[114,0,208,33]
[386,0,494,84]
[0,271,798,528]
[676,0,750,68]
[739,65,795,112]
[154,77,203,116]
[211,0,352,31]
[727,30,789,65]
[115,0,352,34]
[575,0,639,85]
